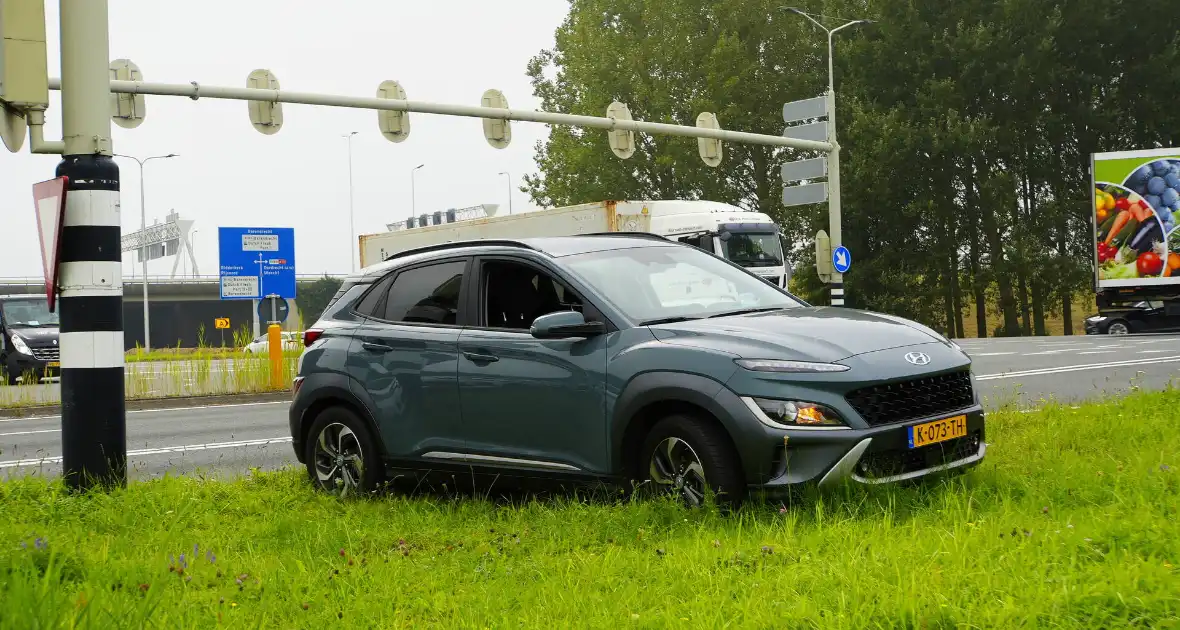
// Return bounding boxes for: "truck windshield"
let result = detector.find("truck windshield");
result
[720,232,783,267]
[2,298,59,327]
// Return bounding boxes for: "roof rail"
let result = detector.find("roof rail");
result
[581,232,672,242]
[381,239,536,262]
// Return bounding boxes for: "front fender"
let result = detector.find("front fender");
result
[609,371,766,482]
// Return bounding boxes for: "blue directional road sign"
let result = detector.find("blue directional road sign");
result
[218,227,296,300]
[832,245,851,274]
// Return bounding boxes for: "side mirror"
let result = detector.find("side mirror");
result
[531,310,605,340]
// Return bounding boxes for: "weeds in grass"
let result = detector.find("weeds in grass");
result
[0,353,300,408]
[1,390,1178,626]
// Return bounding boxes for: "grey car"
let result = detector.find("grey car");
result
[289,234,985,506]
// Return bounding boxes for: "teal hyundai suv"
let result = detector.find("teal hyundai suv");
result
[289,234,985,505]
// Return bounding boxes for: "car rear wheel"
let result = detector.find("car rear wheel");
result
[1107,320,1130,335]
[637,414,745,507]
[304,406,383,497]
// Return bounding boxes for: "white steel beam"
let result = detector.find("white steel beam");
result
[46,77,833,153]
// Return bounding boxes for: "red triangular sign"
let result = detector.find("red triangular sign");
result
[32,177,68,312]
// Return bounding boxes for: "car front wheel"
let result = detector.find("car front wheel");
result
[1107,320,1130,335]
[637,414,746,507]
[304,406,383,497]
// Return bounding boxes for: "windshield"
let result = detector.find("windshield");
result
[562,244,805,324]
[720,232,783,267]
[2,298,59,327]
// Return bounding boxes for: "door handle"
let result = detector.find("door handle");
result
[362,342,394,353]
[463,351,499,363]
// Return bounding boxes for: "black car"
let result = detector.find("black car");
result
[1084,300,1180,335]
[0,295,61,385]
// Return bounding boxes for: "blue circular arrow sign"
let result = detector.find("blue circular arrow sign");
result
[258,296,290,324]
[832,245,851,274]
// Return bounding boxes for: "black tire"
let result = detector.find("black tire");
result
[636,413,746,507]
[303,406,384,497]
[1106,319,1130,335]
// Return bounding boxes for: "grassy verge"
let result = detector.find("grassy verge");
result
[0,355,298,408]
[123,348,303,363]
[2,392,1179,627]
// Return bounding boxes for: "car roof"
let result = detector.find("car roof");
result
[350,234,675,282]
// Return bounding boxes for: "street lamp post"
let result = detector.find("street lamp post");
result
[498,171,513,215]
[785,8,869,307]
[188,229,198,277]
[411,163,424,217]
[113,152,178,352]
[343,131,358,272]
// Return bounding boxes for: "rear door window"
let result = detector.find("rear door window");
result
[381,261,466,325]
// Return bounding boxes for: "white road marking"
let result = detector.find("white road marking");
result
[0,400,287,423]
[976,355,1180,381]
[1139,349,1170,354]
[0,428,59,437]
[1077,350,1117,355]
[0,436,293,469]
[970,352,1017,357]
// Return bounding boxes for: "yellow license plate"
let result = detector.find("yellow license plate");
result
[908,415,967,448]
[47,362,60,368]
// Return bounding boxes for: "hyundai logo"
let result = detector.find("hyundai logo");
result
[904,352,931,366]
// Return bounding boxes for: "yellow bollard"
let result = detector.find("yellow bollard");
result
[268,323,282,389]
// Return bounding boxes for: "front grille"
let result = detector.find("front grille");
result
[857,430,982,479]
[845,370,974,426]
[30,346,59,361]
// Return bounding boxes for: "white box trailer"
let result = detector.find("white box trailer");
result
[357,200,789,288]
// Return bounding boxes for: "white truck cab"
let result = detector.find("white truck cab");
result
[642,200,789,288]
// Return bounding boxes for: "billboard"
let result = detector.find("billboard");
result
[1092,148,1180,288]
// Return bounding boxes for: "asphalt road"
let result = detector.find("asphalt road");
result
[2,334,1178,482]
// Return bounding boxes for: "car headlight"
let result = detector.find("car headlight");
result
[9,334,32,356]
[734,359,850,373]
[743,397,848,429]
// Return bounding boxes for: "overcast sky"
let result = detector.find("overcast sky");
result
[1,0,569,279]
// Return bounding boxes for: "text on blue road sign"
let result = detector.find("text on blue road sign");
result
[218,227,296,300]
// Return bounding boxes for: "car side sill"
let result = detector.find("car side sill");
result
[421,451,582,472]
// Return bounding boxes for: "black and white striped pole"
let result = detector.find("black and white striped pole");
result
[55,0,126,490]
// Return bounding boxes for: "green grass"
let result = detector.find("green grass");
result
[0,354,299,409]
[2,392,1179,628]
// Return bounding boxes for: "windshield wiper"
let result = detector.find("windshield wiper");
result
[707,307,786,319]
[640,316,704,326]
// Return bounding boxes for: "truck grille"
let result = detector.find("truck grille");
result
[857,430,982,479]
[31,346,59,362]
[845,370,974,427]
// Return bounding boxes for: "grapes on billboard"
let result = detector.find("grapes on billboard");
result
[1092,148,1180,288]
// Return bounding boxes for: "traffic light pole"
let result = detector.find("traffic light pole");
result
[56,0,126,490]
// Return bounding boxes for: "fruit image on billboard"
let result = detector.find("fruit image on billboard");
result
[1092,148,1180,288]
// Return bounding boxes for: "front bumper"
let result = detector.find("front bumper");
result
[746,406,987,493]
[3,352,59,382]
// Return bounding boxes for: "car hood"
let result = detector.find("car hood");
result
[648,307,949,362]
[10,326,59,344]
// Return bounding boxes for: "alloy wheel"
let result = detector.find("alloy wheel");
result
[1108,322,1129,335]
[648,437,709,507]
[312,423,365,497]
